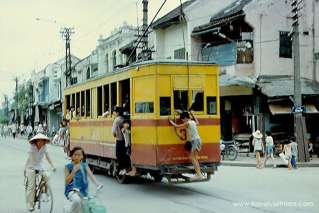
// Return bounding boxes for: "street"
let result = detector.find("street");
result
[0,137,318,213]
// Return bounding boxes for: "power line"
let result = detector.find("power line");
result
[76,1,138,41]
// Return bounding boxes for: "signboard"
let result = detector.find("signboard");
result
[292,106,305,113]
[315,52,319,60]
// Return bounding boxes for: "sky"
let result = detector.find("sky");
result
[0,0,181,103]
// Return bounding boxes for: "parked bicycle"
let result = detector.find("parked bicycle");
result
[24,169,54,212]
[220,140,239,161]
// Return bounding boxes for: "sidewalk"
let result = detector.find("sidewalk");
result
[222,153,319,167]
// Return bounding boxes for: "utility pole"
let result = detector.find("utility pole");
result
[141,0,150,61]
[60,27,75,87]
[290,0,309,162]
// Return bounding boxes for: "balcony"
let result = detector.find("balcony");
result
[202,41,253,65]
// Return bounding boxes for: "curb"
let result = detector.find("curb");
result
[221,162,319,168]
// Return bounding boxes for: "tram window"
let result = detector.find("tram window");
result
[207,96,217,115]
[76,92,80,112]
[135,102,154,113]
[71,93,75,108]
[103,85,110,114]
[160,97,171,116]
[97,86,103,116]
[81,91,85,116]
[111,83,117,112]
[190,91,204,111]
[120,79,130,115]
[174,90,188,111]
[66,95,70,110]
[86,89,91,117]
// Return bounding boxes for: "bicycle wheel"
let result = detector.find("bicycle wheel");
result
[39,185,53,213]
[226,146,238,161]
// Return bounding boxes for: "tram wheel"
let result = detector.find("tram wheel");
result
[150,172,163,183]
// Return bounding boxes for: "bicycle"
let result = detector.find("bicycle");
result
[83,184,106,213]
[24,169,54,212]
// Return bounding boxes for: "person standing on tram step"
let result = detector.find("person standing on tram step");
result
[169,111,204,181]
[112,106,127,175]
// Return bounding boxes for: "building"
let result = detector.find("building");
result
[32,55,80,134]
[151,0,319,145]
[73,50,98,84]
[97,23,138,74]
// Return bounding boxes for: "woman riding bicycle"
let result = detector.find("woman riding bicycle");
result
[64,147,102,213]
[24,133,56,211]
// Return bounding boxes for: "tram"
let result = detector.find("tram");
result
[64,60,220,183]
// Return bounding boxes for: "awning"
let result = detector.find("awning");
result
[257,75,319,97]
[304,103,319,114]
[219,74,256,96]
[268,103,292,115]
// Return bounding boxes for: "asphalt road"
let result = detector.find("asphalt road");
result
[0,136,318,213]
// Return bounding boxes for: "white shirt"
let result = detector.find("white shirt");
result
[265,136,274,147]
[26,144,48,170]
[187,120,200,141]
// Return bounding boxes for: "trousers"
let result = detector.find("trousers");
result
[25,169,48,209]
[64,191,83,213]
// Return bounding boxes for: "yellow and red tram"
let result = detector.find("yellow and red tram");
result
[64,61,220,183]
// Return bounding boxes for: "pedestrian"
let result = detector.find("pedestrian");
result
[283,140,292,170]
[112,106,128,175]
[0,125,4,138]
[24,133,56,211]
[169,111,204,180]
[263,131,276,168]
[291,137,298,169]
[26,124,33,139]
[37,123,44,134]
[252,130,263,169]
[64,119,71,157]
[64,147,102,213]
[12,124,17,139]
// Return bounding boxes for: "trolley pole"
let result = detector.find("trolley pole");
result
[60,27,75,88]
[291,0,309,162]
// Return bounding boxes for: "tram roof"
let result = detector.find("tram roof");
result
[65,60,217,90]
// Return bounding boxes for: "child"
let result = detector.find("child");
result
[169,111,204,180]
[64,147,102,213]
[291,137,298,169]
[283,140,292,170]
[252,130,263,169]
[263,131,276,168]
[121,120,136,176]
[24,133,56,211]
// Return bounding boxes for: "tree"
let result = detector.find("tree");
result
[0,95,9,124]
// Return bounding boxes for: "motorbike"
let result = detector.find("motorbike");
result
[220,140,239,161]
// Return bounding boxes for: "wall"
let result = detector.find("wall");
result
[313,0,319,81]
[152,0,236,61]
[245,0,314,79]
[153,23,189,60]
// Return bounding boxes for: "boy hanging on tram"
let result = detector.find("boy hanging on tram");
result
[169,111,204,181]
